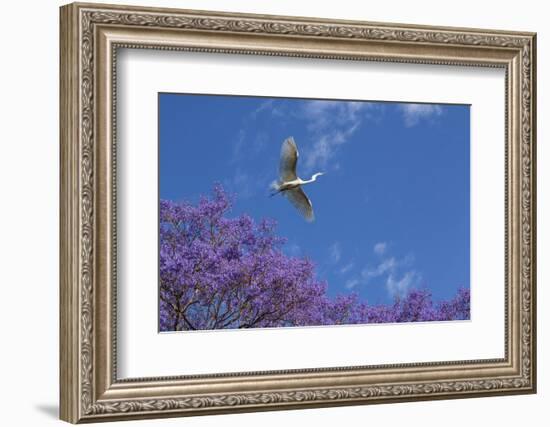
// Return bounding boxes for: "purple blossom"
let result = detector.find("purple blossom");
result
[159,185,470,331]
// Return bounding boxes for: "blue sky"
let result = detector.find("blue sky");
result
[159,93,470,305]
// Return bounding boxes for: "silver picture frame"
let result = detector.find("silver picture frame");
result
[60,2,537,422]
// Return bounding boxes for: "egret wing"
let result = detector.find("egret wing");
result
[286,187,314,222]
[279,137,298,182]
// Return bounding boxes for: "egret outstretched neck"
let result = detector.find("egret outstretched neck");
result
[302,172,324,184]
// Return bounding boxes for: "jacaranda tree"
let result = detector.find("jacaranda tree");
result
[159,185,470,331]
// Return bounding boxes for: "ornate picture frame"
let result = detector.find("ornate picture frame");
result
[60,2,536,423]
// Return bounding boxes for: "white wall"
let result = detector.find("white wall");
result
[0,1,545,426]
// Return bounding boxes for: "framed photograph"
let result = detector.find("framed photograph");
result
[60,2,537,423]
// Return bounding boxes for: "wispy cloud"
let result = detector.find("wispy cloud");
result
[231,129,270,165]
[373,242,387,255]
[385,270,420,297]
[252,99,274,117]
[400,103,443,127]
[231,129,247,163]
[361,257,398,281]
[345,278,360,289]
[301,100,366,133]
[339,261,354,275]
[224,167,272,201]
[303,127,359,172]
[227,101,279,198]
[251,99,286,119]
[345,249,420,297]
[329,242,342,264]
[249,98,382,174]
[300,100,375,172]
[224,168,252,199]
[286,242,302,257]
[253,131,269,154]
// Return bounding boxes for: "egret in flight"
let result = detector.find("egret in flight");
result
[270,137,324,222]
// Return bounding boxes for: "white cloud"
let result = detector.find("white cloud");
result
[386,270,420,297]
[359,252,419,297]
[228,100,280,196]
[345,278,360,289]
[251,99,286,119]
[253,131,269,154]
[286,242,302,257]
[231,129,247,163]
[400,103,443,127]
[373,242,387,255]
[339,262,354,275]
[303,126,360,172]
[329,242,342,264]
[247,98,382,174]
[251,99,274,117]
[300,100,377,172]
[302,100,366,132]
[224,167,272,200]
[225,168,252,198]
[361,257,398,281]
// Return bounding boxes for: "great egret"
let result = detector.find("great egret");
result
[270,137,324,222]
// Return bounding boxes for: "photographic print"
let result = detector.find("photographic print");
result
[60,5,536,420]
[159,94,470,332]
